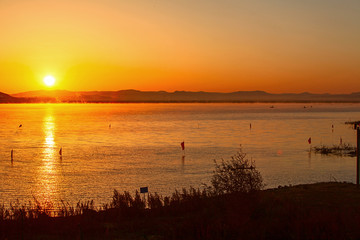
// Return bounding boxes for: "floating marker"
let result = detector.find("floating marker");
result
[181,141,185,156]
[11,149,13,161]
[59,147,62,156]
[181,141,185,151]
[19,124,22,128]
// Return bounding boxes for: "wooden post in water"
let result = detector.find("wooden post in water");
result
[357,125,360,187]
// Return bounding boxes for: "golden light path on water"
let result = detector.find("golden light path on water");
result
[34,109,60,207]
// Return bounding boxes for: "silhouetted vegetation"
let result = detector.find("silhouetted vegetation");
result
[2,182,360,239]
[345,120,360,126]
[312,143,356,157]
[3,150,360,239]
[209,148,264,194]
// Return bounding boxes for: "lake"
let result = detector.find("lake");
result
[0,103,359,207]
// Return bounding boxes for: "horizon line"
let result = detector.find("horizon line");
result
[6,89,360,96]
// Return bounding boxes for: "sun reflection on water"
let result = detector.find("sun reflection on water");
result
[43,114,55,159]
[35,111,60,206]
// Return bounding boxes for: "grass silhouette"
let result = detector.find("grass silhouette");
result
[312,143,356,157]
[1,151,360,239]
[2,182,360,239]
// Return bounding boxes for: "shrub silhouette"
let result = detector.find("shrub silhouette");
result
[110,190,145,210]
[210,148,263,194]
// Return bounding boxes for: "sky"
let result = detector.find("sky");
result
[0,0,359,94]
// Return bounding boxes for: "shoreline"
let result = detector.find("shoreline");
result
[2,182,360,239]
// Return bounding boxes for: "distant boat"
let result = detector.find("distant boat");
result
[270,106,275,109]
[19,124,22,128]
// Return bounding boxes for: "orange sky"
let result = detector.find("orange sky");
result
[0,0,359,94]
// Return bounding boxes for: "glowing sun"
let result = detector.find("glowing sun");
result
[43,75,56,87]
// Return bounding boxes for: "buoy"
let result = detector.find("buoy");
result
[11,149,14,161]
[59,147,62,156]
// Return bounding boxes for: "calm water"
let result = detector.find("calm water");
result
[0,103,359,206]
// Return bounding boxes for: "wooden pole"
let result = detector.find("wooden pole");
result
[357,126,360,187]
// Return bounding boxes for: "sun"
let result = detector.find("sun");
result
[43,75,56,87]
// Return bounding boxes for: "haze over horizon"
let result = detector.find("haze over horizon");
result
[5,88,360,96]
[1,0,359,94]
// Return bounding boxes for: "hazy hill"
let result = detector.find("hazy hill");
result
[0,92,23,103]
[4,90,360,103]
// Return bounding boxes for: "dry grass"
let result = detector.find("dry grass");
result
[312,143,356,157]
[2,182,360,239]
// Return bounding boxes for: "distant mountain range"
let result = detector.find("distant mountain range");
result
[0,90,359,103]
[0,92,23,103]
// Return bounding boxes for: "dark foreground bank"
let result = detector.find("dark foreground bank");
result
[1,182,360,239]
